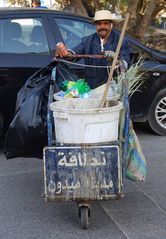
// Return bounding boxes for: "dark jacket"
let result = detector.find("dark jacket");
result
[72,29,130,89]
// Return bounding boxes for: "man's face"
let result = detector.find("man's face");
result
[32,2,39,7]
[95,20,113,39]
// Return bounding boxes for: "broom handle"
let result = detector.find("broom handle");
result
[100,13,130,108]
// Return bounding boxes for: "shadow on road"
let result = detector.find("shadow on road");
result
[133,122,156,136]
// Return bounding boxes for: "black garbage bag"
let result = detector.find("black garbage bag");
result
[4,61,78,159]
[4,73,50,159]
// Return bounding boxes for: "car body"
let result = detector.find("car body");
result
[0,8,166,137]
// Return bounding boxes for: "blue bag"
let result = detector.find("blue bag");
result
[126,123,147,181]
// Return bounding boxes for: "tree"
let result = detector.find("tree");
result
[126,0,140,35]
[126,0,165,41]
[151,0,166,19]
[127,0,140,19]
[137,0,159,40]
[70,0,88,15]
[7,0,30,6]
[82,0,102,16]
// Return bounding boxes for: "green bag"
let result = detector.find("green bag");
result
[126,123,147,181]
[64,79,91,98]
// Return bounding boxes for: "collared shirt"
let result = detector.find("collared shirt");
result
[72,29,130,89]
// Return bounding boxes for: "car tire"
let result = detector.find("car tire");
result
[148,89,166,136]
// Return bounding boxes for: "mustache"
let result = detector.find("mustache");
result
[98,29,108,32]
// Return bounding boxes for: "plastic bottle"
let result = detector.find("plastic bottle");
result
[108,80,118,97]
[64,79,91,98]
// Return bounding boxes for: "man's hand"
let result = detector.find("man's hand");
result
[104,50,115,60]
[55,42,69,57]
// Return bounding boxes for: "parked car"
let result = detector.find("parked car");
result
[0,8,166,137]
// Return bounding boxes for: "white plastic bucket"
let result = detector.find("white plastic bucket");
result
[53,92,120,101]
[50,99,123,144]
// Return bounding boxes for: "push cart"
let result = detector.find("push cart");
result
[43,143,123,229]
[43,64,129,229]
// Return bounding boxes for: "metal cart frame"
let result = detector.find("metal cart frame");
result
[43,65,129,229]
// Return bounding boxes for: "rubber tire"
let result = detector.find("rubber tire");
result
[80,207,89,229]
[148,89,166,136]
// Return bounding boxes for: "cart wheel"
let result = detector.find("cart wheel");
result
[80,206,90,229]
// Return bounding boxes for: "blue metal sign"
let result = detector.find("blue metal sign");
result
[43,144,122,201]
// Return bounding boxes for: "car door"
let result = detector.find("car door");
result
[0,12,54,134]
[0,13,54,87]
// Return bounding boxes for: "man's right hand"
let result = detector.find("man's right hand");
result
[55,42,69,57]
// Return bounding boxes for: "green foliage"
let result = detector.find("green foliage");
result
[116,59,145,97]
[119,0,129,12]
[7,0,30,6]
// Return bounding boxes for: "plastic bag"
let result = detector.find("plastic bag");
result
[4,61,78,159]
[4,74,50,159]
[63,79,91,98]
[126,123,147,181]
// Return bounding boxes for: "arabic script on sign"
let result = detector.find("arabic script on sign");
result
[58,152,106,167]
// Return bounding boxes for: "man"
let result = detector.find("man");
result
[31,0,47,8]
[56,10,130,89]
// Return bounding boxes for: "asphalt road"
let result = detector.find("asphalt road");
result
[0,123,166,239]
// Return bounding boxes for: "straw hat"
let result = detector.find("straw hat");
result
[94,10,123,22]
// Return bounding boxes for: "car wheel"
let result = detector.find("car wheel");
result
[148,89,166,136]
